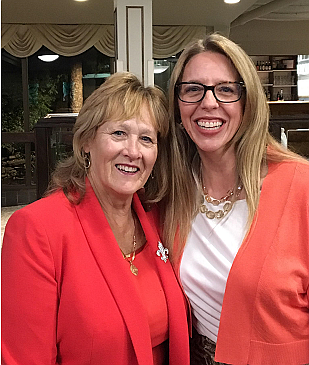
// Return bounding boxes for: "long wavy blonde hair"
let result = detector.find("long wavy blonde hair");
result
[166,33,306,259]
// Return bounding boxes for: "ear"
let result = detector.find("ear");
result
[83,142,91,154]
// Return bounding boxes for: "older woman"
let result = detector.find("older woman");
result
[2,72,190,365]
[167,34,309,365]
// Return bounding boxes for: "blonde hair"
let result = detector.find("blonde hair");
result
[167,33,306,259]
[48,72,170,206]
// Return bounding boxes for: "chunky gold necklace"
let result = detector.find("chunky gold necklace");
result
[121,235,138,276]
[200,183,243,219]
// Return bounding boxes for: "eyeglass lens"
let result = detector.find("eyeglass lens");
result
[177,82,242,103]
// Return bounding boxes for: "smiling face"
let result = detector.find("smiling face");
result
[178,51,244,158]
[84,105,158,201]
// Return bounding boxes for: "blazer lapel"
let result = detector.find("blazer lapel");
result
[133,195,190,365]
[74,184,153,365]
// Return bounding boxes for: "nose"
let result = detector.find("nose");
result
[200,89,219,110]
[123,136,142,160]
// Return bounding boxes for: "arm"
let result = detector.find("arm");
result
[1,208,58,365]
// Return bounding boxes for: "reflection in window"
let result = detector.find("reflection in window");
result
[1,47,112,192]
[154,55,180,93]
[297,55,309,101]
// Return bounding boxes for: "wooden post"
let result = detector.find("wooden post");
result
[70,62,83,113]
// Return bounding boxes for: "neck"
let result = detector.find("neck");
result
[199,148,239,199]
[88,176,137,253]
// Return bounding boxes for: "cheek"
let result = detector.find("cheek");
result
[178,103,196,124]
[147,147,158,168]
[233,106,243,128]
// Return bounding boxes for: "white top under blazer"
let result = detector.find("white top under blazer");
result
[180,199,248,342]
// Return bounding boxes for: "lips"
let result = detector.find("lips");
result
[115,164,139,173]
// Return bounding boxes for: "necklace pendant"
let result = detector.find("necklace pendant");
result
[215,210,224,219]
[206,210,216,219]
[200,204,207,214]
[130,263,138,276]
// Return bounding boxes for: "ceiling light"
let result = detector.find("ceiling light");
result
[154,60,169,74]
[224,0,240,3]
[38,55,59,62]
[154,66,169,74]
[74,0,88,2]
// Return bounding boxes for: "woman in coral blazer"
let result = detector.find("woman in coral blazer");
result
[166,33,309,365]
[2,72,190,365]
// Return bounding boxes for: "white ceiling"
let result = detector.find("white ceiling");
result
[2,0,309,26]
[2,0,309,54]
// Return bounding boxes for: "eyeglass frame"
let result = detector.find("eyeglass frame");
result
[175,81,245,104]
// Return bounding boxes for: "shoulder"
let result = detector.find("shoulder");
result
[268,159,309,199]
[269,159,309,178]
[7,189,75,230]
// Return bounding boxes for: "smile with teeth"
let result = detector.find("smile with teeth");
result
[116,164,139,173]
[196,120,223,129]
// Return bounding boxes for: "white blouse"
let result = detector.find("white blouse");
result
[180,198,248,342]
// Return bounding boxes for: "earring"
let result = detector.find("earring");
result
[150,171,154,180]
[83,151,91,170]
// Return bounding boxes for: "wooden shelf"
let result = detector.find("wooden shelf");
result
[273,85,297,88]
[273,69,297,72]
[251,55,298,101]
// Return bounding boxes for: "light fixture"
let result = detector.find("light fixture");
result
[154,60,169,74]
[74,0,88,2]
[38,55,59,62]
[224,0,240,3]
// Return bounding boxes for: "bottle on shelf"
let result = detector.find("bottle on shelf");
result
[264,87,271,101]
[277,89,284,101]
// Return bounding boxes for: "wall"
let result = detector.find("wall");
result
[230,20,309,55]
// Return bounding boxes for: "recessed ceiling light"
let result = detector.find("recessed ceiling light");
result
[38,55,59,62]
[74,0,89,2]
[224,0,240,3]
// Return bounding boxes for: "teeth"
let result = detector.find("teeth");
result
[116,164,138,173]
[197,120,223,129]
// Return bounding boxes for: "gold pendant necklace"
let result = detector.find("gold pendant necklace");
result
[200,183,243,219]
[121,236,138,276]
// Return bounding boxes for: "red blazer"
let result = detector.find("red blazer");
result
[2,184,190,365]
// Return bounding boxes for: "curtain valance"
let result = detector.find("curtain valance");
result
[2,23,206,59]
[152,26,206,58]
[1,24,115,57]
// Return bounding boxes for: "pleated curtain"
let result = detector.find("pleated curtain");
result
[2,23,207,58]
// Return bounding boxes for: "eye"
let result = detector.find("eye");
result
[216,83,238,94]
[140,136,153,143]
[112,130,126,137]
[183,84,203,94]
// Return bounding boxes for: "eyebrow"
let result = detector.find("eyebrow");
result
[182,79,238,85]
[111,121,157,136]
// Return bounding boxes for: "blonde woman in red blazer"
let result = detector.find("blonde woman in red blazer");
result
[2,72,190,365]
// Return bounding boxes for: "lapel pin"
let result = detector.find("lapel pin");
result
[156,242,169,263]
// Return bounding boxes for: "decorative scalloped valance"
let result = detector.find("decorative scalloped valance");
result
[1,24,115,58]
[2,23,206,59]
[152,25,206,58]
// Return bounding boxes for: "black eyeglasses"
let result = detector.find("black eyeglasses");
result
[175,81,245,104]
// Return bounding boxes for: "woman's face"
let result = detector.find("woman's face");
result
[178,51,243,157]
[84,105,158,200]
